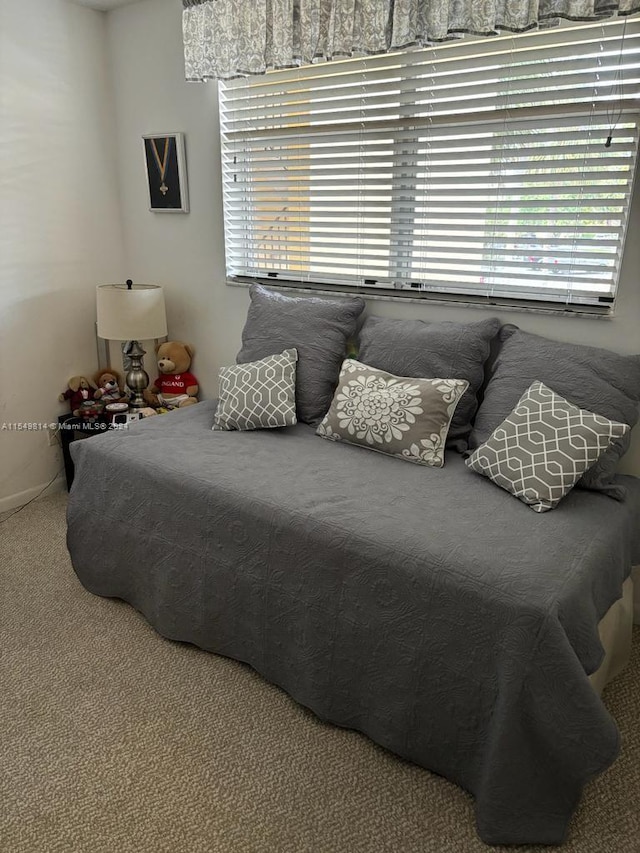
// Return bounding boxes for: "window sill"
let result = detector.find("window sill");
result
[226,276,614,320]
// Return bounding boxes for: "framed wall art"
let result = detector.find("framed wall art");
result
[143,132,189,213]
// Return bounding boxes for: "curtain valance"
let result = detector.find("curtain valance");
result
[182,0,640,81]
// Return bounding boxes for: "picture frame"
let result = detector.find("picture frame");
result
[142,132,189,213]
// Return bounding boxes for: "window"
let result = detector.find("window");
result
[219,20,640,312]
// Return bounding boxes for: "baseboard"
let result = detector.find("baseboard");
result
[0,476,66,514]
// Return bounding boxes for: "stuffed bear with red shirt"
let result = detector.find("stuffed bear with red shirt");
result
[144,341,199,409]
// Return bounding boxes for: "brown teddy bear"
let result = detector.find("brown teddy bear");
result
[59,376,98,417]
[144,341,199,409]
[93,368,127,404]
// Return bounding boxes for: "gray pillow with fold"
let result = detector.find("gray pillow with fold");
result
[470,326,640,498]
[237,285,365,426]
[357,315,501,451]
[213,349,298,431]
[466,381,630,512]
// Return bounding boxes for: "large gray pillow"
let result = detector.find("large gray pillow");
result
[357,315,501,451]
[237,285,366,426]
[470,326,640,497]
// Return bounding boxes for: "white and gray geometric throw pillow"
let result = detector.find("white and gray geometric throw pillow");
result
[465,381,630,512]
[317,358,469,467]
[213,348,298,431]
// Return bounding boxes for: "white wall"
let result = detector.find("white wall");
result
[106,0,242,404]
[0,0,126,510]
[107,0,640,473]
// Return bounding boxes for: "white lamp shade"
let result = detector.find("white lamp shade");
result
[96,283,168,340]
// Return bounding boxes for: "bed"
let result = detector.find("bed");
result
[66,400,640,846]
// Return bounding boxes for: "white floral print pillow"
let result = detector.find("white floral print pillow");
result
[317,359,469,467]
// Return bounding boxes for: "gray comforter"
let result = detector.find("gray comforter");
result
[66,401,640,845]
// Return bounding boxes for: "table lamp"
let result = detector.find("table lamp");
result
[96,280,168,411]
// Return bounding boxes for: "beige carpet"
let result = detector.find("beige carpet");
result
[1,494,639,853]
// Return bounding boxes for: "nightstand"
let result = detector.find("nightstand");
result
[58,414,112,490]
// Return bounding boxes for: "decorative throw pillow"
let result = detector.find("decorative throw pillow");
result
[237,285,366,426]
[356,315,501,452]
[470,326,640,498]
[466,381,630,513]
[316,359,469,467]
[213,349,297,431]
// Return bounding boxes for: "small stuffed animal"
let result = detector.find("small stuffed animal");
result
[144,341,199,409]
[59,376,98,417]
[93,368,127,404]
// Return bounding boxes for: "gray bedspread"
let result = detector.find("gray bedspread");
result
[66,401,640,845]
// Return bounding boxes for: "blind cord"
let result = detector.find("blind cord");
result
[605,16,627,146]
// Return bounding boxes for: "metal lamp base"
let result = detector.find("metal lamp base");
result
[125,340,150,411]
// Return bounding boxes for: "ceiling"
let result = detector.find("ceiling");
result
[69,0,141,11]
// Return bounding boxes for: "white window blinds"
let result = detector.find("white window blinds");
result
[219,20,640,310]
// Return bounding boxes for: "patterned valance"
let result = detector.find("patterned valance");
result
[183,0,640,80]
